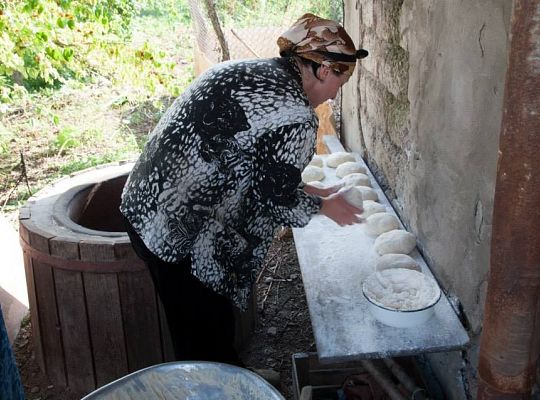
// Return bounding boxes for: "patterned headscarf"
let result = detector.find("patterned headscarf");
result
[277,13,368,76]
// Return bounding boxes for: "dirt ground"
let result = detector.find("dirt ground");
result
[13,228,315,400]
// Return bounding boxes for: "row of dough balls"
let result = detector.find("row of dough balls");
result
[302,152,371,184]
[370,221,417,257]
[303,153,377,203]
[303,152,384,223]
[307,154,427,303]
[323,155,420,270]
[344,190,419,262]
[363,202,420,273]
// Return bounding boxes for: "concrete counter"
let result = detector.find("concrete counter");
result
[293,137,469,364]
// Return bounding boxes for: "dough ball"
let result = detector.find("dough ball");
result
[335,162,367,178]
[342,173,371,187]
[355,186,378,201]
[374,230,417,255]
[375,254,422,273]
[326,152,355,168]
[365,212,400,236]
[308,155,324,168]
[301,165,325,183]
[337,186,363,208]
[362,200,385,217]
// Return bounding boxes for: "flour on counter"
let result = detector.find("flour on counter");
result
[363,269,440,311]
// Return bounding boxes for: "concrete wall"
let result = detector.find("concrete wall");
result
[342,0,512,397]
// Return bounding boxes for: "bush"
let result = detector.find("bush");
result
[0,0,136,95]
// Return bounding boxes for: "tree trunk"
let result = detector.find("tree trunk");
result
[203,0,230,61]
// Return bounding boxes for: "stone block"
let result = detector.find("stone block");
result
[379,43,409,97]
[359,28,379,78]
[384,92,409,146]
[341,74,363,154]
[359,0,374,29]
[361,73,388,133]
[358,31,409,98]
[373,0,405,44]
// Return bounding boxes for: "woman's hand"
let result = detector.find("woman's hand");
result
[320,192,363,226]
[304,182,344,197]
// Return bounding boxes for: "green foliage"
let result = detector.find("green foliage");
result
[58,151,134,175]
[0,0,136,95]
[136,0,191,24]
[51,126,80,154]
[0,0,194,107]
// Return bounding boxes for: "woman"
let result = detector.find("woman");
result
[120,13,368,367]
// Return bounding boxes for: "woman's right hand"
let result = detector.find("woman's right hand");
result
[320,193,363,226]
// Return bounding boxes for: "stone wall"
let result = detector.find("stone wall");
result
[342,0,512,397]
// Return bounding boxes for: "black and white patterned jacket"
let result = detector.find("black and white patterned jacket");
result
[120,57,322,309]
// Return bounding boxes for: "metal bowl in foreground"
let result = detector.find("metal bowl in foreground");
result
[362,270,441,328]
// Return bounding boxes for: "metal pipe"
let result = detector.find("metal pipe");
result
[477,0,540,397]
[383,358,427,400]
[360,360,407,400]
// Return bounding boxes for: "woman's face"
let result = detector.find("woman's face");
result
[309,65,351,107]
[322,69,351,101]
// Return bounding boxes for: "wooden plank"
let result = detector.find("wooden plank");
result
[19,220,30,244]
[22,220,54,253]
[292,353,310,400]
[32,261,67,387]
[49,237,79,260]
[292,352,367,399]
[113,238,143,262]
[323,135,346,154]
[314,102,336,155]
[84,272,129,387]
[118,269,163,371]
[54,268,95,393]
[19,205,31,220]
[22,253,45,373]
[79,239,115,263]
[308,368,364,386]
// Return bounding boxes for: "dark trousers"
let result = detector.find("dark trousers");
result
[124,219,243,367]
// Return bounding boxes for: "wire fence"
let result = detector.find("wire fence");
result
[188,0,290,64]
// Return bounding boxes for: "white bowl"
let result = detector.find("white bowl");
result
[362,271,441,328]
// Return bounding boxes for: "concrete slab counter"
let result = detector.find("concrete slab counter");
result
[293,137,469,364]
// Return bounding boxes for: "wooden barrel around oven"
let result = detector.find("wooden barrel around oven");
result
[19,163,256,395]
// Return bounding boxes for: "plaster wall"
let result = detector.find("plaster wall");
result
[342,0,512,397]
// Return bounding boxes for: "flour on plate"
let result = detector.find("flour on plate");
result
[363,269,440,311]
